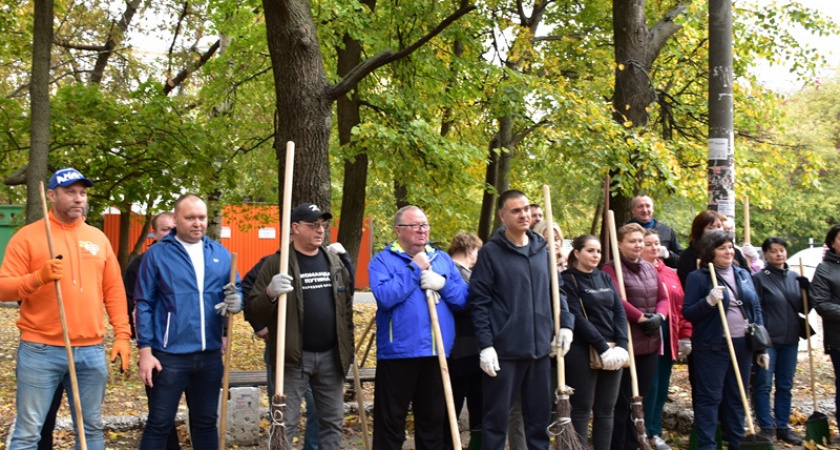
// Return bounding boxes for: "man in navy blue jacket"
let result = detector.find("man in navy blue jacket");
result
[134,194,241,450]
[469,189,574,449]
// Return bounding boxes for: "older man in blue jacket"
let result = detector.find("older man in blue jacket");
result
[369,205,468,450]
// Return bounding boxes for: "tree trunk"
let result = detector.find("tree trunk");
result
[477,138,500,243]
[117,203,132,269]
[264,0,333,212]
[336,0,376,268]
[89,0,142,85]
[612,0,655,129]
[27,0,53,224]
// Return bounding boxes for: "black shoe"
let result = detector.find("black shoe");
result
[777,428,802,445]
[757,428,775,441]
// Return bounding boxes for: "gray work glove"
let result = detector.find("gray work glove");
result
[706,286,725,307]
[658,245,670,260]
[327,242,346,255]
[267,273,294,299]
[420,269,446,291]
[678,338,692,359]
[215,282,242,316]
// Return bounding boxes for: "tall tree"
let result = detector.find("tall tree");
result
[27,0,53,223]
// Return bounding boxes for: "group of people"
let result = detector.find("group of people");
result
[1,168,837,450]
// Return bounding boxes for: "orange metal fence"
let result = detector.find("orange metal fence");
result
[103,205,372,289]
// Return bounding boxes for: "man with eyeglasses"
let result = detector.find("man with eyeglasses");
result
[368,205,469,449]
[246,203,355,449]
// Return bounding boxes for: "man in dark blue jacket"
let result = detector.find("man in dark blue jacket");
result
[469,189,574,449]
[134,194,242,450]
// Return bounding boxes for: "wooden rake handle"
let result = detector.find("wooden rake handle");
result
[219,253,238,450]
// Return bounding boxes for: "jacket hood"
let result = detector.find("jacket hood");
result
[490,227,547,255]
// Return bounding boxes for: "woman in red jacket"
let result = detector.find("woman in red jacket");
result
[602,222,669,450]
[641,229,692,450]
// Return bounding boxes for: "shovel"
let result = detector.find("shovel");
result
[270,141,295,450]
[708,264,773,450]
[799,258,831,446]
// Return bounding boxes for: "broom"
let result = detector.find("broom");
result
[270,141,295,450]
[218,252,237,450]
[542,185,584,450]
[708,264,773,449]
[799,258,831,446]
[425,287,462,449]
[39,182,88,450]
[608,210,653,450]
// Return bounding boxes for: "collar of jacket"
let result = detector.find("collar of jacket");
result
[389,241,436,257]
[620,254,643,273]
[826,251,840,264]
[628,217,657,229]
[762,263,788,277]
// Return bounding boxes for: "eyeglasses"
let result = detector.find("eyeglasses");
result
[397,223,431,231]
[298,221,329,230]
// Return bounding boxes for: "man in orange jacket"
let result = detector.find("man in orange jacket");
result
[0,167,131,450]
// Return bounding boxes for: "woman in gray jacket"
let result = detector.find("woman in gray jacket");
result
[811,224,840,428]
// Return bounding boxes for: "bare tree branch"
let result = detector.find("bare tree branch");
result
[163,39,221,95]
[90,0,142,84]
[53,40,106,51]
[648,2,690,60]
[327,4,476,101]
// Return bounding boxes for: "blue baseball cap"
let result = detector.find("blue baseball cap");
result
[48,168,94,189]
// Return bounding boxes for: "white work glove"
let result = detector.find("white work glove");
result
[706,286,725,307]
[599,348,618,370]
[741,242,759,260]
[553,328,573,357]
[756,353,770,370]
[327,242,346,255]
[658,245,670,260]
[420,269,446,291]
[611,346,630,370]
[267,273,294,299]
[215,282,242,316]
[678,338,692,359]
[479,347,500,377]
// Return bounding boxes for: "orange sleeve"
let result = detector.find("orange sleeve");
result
[0,225,46,301]
[102,240,130,341]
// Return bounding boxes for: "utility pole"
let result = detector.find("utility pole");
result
[708,0,735,220]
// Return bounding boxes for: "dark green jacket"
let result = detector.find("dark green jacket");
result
[246,244,354,376]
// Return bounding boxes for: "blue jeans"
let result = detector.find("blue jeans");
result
[10,341,108,450]
[140,350,223,450]
[753,343,797,430]
[265,346,319,449]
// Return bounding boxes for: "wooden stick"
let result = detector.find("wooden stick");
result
[426,289,462,449]
[274,141,295,397]
[542,185,565,389]
[608,210,640,397]
[219,252,238,450]
[351,361,371,450]
[743,196,751,244]
[709,263,757,435]
[39,182,88,450]
[799,258,818,411]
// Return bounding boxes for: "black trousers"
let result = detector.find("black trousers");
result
[482,356,551,450]
[373,357,444,450]
[443,353,483,449]
[611,352,658,450]
[565,344,623,450]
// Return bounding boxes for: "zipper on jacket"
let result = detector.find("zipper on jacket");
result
[163,313,171,348]
[389,318,393,343]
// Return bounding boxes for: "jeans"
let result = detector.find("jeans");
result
[140,350,223,450]
[10,341,108,450]
[753,343,797,430]
[281,349,344,449]
[265,345,320,449]
[566,344,623,450]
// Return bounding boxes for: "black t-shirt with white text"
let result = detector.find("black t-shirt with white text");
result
[296,249,337,352]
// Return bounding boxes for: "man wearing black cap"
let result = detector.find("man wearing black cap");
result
[0,167,131,449]
[246,203,355,449]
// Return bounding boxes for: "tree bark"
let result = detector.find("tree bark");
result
[89,0,142,85]
[117,202,132,268]
[27,0,53,223]
[336,0,376,269]
[264,0,333,212]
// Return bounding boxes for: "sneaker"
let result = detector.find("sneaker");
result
[777,428,803,445]
[650,435,671,450]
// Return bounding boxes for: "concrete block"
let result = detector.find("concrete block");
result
[219,386,261,446]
